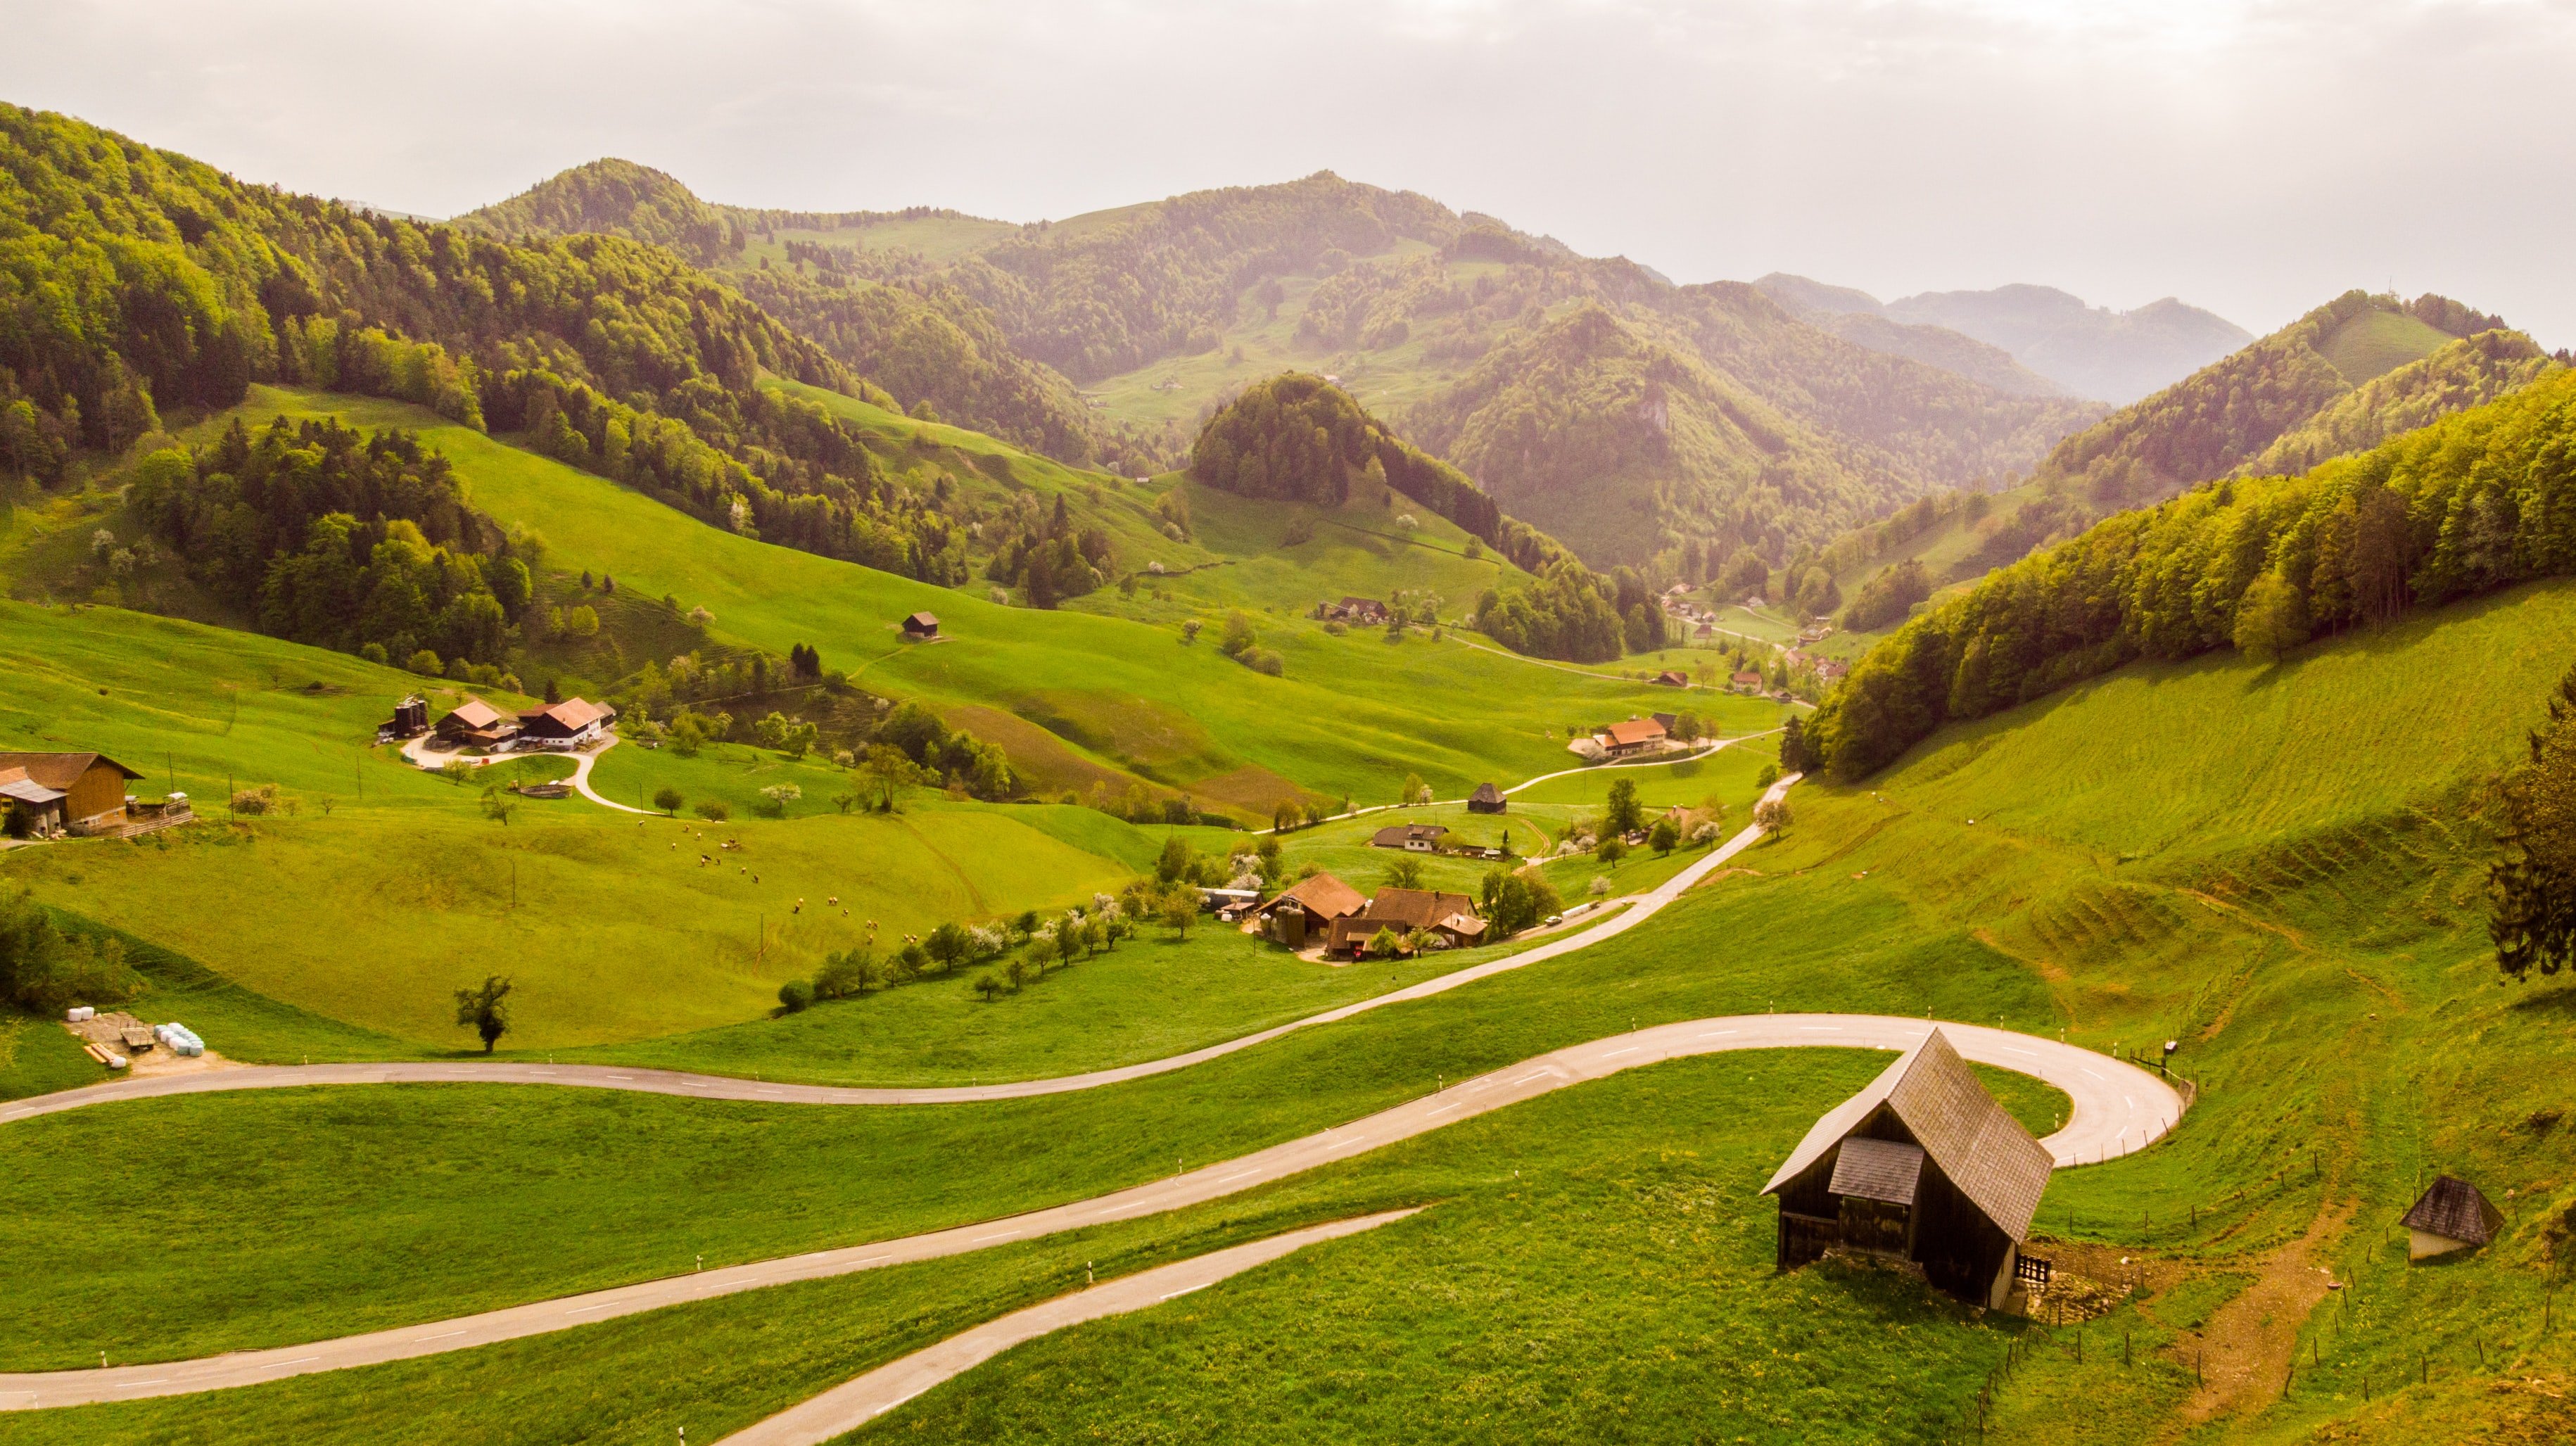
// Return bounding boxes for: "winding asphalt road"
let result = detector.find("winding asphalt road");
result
[0,1010,2178,1410]
[3,775,1803,1124]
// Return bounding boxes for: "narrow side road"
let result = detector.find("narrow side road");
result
[0,1012,2178,1408]
[713,1211,1419,1446]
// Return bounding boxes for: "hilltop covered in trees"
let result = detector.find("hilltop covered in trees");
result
[455,160,1138,468]
[1402,299,2093,566]
[1808,368,2576,778]
[126,417,535,672]
[2026,291,2537,512]
[1191,373,1665,661]
[0,103,1009,586]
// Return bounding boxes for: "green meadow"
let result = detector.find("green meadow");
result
[192,387,1754,811]
[6,572,2569,1441]
[0,1051,2063,1446]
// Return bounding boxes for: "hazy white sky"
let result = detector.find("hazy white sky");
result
[8,0,2572,343]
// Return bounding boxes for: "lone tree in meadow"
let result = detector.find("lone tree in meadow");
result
[2492,664,2576,980]
[1385,856,1426,889]
[1755,797,1794,837]
[653,785,684,816]
[453,975,514,1054]
[1649,817,1680,856]
[1159,890,1197,941]
[1605,778,1643,837]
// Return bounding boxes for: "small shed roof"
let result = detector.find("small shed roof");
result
[2401,1175,2505,1245]
[1654,670,1688,686]
[1763,1029,2053,1243]
[1437,913,1488,940]
[0,768,68,805]
[1468,782,1506,805]
[1371,823,1449,846]
[905,611,941,629]
[1829,1136,1925,1206]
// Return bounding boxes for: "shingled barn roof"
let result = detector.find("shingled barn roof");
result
[1763,1029,2055,1242]
[2401,1175,2506,1246]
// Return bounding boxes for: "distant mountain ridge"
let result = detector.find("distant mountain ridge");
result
[1755,274,2252,404]
[462,163,2102,571]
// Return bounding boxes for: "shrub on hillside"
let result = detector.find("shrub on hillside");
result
[0,890,139,1013]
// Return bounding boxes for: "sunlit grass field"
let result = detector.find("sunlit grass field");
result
[4,578,2572,1442]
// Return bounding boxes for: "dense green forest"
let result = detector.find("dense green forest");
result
[2027,291,2527,510]
[0,104,1015,586]
[457,160,1138,467]
[1189,372,1659,661]
[943,173,1459,382]
[126,417,533,671]
[1399,298,2085,567]
[1808,368,2576,778]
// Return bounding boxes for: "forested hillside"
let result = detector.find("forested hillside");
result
[2029,291,2520,508]
[0,104,1192,597]
[1191,373,1665,661]
[456,161,1134,467]
[1808,367,2576,777]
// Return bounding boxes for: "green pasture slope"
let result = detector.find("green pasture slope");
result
[0,604,1148,1050]
[204,388,1766,812]
[11,579,2573,1442]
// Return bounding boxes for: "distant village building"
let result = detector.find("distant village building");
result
[1565,735,1608,762]
[1650,712,1679,733]
[1730,671,1765,693]
[1597,718,1668,759]
[1654,671,1689,687]
[1324,597,1391,626]
[1762,1029,2055,1309]
[1466,782,1507,815]
[2400,1176,2506,1261]
[1371,823,1450,852]
[435,697,518,749]
[0,752,144,838]
[516,697,617,748]
[1328,887,1483,957]
[903,611,942,639]
[1255,872,1368,949]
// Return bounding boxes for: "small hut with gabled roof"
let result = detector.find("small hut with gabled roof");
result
[2400,1175,2505,1261]
[1467,782,1506,814]
[1762,1028,2055,1308]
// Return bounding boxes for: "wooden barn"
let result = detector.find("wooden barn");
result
[516,697,616,747]
[1761,1029,2054,1309]
[1466,782,1507,815]
[435,697,518,748]
[1327,887,1482,957]
[902,611,941,639]
[0,751,143,838]
[1254,872,1368,948]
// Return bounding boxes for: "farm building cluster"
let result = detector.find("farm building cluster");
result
[0,751,189,840]
[382,695,617,754]
[1566,714,1683,762]
[1245,873,1487,956]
